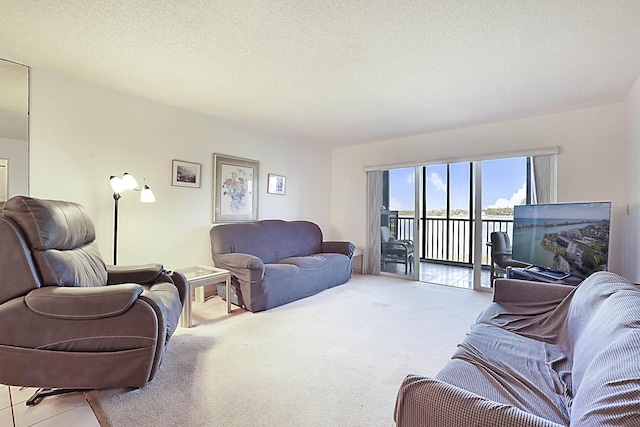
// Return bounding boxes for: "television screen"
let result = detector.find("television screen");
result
[512,202,611,277]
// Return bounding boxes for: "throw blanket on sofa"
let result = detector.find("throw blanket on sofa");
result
[395,271,640,427]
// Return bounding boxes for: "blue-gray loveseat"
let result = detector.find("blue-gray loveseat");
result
[210,220,354,312]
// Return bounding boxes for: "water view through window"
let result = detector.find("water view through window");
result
[386,157,527,277]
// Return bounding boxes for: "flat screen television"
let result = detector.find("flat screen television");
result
[512,202,611,278]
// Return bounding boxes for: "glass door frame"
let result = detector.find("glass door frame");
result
[367,147,558,287]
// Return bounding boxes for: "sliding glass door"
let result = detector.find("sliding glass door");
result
[374,152,555,287]
[380,168,417,278]
[480,157,528,287]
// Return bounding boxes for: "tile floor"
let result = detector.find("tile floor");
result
[0,385,99,427]
[381,261,492,288]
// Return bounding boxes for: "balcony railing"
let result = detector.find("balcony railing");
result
[393,216,513,266]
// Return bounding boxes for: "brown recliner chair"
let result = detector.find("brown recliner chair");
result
[0,196,187,404]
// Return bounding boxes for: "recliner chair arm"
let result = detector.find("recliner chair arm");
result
[106,263,165,285]
[24,284,143,320]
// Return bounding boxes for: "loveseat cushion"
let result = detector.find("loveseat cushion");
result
[241,253,351,312]
[210,220,323,264]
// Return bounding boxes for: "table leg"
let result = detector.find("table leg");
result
[195,286,205,303]
[226,274,231,314]
[181,282,193,328]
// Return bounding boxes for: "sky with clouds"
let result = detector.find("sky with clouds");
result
[388,157,527,212]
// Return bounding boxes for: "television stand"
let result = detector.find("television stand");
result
[506,266,584,286]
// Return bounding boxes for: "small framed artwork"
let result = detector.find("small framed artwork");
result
[172,160,201,188]
[267,174,286,195]
[213,153,260,222]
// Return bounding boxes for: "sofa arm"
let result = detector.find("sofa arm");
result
[214,253,265,271]
[322,241,355,258]
[493,279,575,304]
[394,375,564,427]
[212,252,266,287]
[107,263,165,285]
[24,284,143,320]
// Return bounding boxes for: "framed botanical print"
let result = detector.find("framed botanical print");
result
[213,153,259,222]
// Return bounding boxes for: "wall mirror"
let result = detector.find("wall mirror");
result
[0,58,29,202]
[0,158,7,202]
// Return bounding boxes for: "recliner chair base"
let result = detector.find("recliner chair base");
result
[26,387,87,406]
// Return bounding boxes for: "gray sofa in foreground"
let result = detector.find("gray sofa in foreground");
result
[210,220,354,312]
[395,271,640,427]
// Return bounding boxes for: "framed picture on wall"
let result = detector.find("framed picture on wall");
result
[267,173,286,195]
[172,160,201,188]
[213,153,260,222]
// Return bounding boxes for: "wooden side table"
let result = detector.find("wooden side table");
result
[175,265,233,328]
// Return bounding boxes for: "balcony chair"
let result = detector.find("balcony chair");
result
[0,196,187,404]
[488,231,530,285]
[380,225,414,274]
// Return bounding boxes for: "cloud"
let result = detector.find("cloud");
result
[429,172,446,191]
[389,197,413,211]
[488,183,526,208]
[405,172,415,184]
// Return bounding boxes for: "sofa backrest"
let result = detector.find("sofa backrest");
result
[565,271,640,424]
[210,220,323,264]
[2,196,107,288]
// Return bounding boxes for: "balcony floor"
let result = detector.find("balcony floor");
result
[381,261,492,289]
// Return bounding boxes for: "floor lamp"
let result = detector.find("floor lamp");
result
[110,172,156,265]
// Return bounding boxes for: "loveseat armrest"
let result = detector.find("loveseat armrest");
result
[493,279,575,304]
[214,253,265,271]
[394,375,564,427]
[321,241,355,258]
[24,284,143,320]
[107,263,165,285]
[212,253,265,291]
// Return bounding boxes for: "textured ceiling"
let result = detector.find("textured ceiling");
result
[2,1,640,147]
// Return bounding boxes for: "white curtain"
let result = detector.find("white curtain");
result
[366,171,382,274]
[531,154,557,204]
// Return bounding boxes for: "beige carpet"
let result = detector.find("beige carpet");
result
[87,275,492,427]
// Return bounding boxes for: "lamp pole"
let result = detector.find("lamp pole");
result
[113,192,121,265]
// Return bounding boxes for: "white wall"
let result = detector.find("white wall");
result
[332,103,630,276]
[623,75,640,281]
[0,136,29,198]
[24,67,638,279]
[28,69,333,268]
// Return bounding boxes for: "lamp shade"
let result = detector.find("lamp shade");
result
[122,173,138,190]
[140,185,156,203]
[109,176,126,194]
